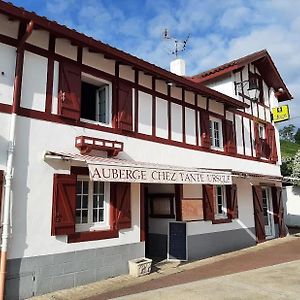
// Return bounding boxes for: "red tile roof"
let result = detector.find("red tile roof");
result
[189,50,292,102]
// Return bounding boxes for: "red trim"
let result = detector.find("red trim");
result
[70,166,89,175]
[45,35,55,114]
[1,106,276,165]
[175,184,183,221]
[68,229,118,243]
[195,94,199,146]
[0,33,18,47]
[0,103,12,114]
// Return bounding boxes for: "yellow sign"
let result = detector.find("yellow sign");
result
[272,105,290,123]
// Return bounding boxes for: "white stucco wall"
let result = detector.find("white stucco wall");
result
[171,103,182,142]
[27,29,49,50]
[283,186,300,227]
[185,107,196,145]
[0,43,16,105]
[20,51,48,112]
[156,97,168,139]
[0,13,19,38]
[138,91,152,135]
[55,38,77,61]
[207,75,234,98]
[82,48,115,76]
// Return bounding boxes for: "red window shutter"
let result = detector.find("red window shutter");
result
[266,124,278,162]
[203,185,214,220]
[118,82,133,131]
[223,120,237,154]
[200,110,211,148]
[111,182,131,230]
[271,187,286,237]
[51,174,76,236]
[226,184,238,219]
[0,170,3,216]
[58,62,81,121]
[252,185,265,243]
[254,123,262,158]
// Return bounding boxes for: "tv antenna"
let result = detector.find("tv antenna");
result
[162,28,190,58]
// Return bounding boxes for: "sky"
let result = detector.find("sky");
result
[7,0,300,128]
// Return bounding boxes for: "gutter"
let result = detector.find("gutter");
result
[0,20,34,300]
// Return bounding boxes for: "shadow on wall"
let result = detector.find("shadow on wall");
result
[0,134,8,167]
[5,117,31,299]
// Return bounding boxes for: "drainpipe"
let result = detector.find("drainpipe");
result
[0,20,34,300]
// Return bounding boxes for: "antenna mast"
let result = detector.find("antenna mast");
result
[163,29,190,58]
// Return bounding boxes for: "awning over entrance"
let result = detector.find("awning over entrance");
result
[44,151,233,185]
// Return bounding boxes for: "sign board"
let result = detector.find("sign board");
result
[89,164,232,185]
[272,105,290,123]
[168,222,187,261]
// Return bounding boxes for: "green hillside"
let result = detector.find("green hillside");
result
[280,140,300,158]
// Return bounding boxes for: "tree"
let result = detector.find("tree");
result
[292,150,300,185]
[279,124,296,142]
[294,128,300,144]
[281,157,293,177]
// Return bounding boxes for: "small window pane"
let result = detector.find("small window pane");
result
[82,195,88,209]
[93,196,98,208]
[83,181,88,194]
[76,195,81,209]
[99,209,104,222]
[82,210,88,223]
[76,181,82,194]
[93,209,98,222]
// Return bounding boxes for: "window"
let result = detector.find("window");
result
[80,74,111,124]
[149,194,175,218]
[209,117,223,149]
[215,185,227,218]
[76,176,110,231]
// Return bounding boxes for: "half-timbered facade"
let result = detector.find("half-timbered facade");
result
[0,3,291,299]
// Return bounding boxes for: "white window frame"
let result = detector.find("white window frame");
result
[76,176,110,232]
[214,185,227,219]
[80,73,112,127]
[209,117,223,150]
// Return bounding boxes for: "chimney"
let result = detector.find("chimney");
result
[170,58,186,76]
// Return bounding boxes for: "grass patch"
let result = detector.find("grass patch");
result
[280,140,300,158]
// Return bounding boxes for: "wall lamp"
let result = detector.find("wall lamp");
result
[234,76,260,102]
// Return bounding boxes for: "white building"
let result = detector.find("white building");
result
[0,2,292,299]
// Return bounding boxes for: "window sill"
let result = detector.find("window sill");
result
[67,229,118,243]
[211,146,224,152]
[80,118,111,128]
[212,218,232,224]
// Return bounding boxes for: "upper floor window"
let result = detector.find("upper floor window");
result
[209,117,223,149]
[80,74,111,125]
[76,176,110,232]
[215,185,227,219]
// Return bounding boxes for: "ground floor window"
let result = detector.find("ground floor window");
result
[261,186,274,237]
[215,185,227,218]
[76,176,110,231]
